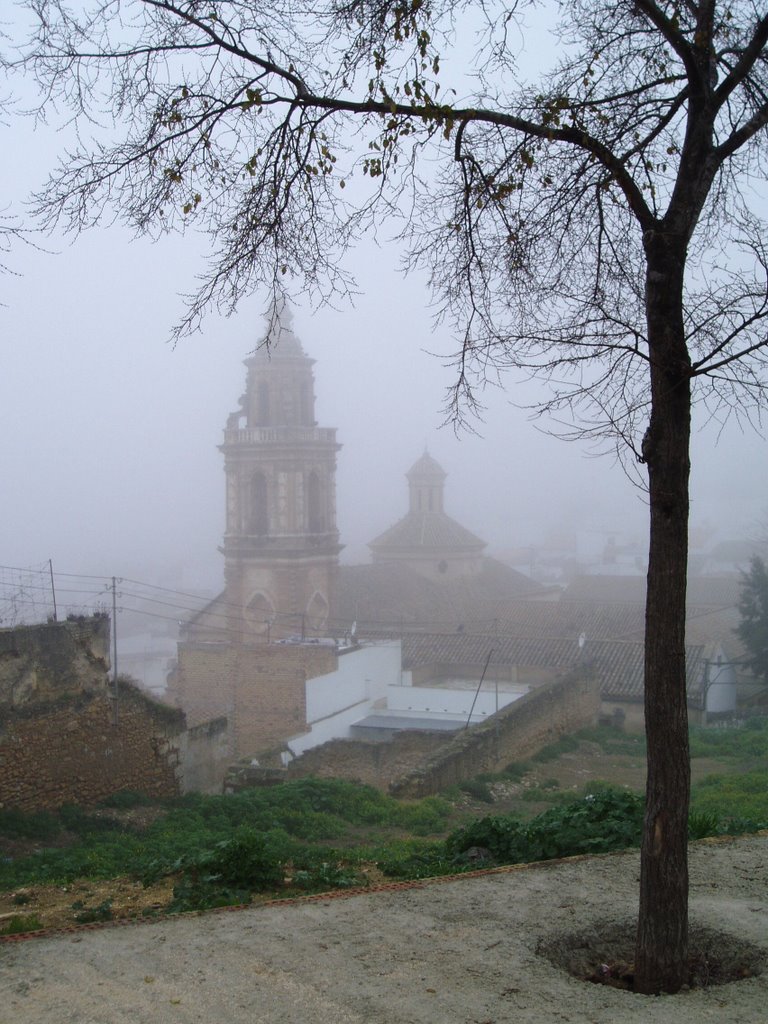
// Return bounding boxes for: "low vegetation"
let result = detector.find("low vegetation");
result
[0,723,765,930]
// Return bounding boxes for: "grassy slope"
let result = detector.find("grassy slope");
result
[0,723,765,931]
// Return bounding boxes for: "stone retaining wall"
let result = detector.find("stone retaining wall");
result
[0,682,185,811]
[275,669,600,796]
[286,730,449,790]
[390,669,600,797]
[0,616,110,708]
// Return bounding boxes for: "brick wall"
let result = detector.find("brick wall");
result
[173,641,337,757]
[169,644,239,726]
[390,669,601,797]
[0,682,185,811]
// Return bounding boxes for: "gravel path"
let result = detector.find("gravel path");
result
[1,834,766,1024]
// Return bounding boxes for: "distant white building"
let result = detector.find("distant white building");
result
[284,639,527,759]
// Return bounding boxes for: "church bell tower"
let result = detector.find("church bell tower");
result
[221,305,341,638]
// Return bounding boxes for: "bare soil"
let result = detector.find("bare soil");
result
[1,834,766,1024]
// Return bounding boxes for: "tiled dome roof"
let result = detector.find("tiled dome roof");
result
[370,511,486,553]
[406,452,447,481]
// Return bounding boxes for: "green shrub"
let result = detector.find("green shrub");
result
[289,861,363,892]
[0,915,44,935]
[691,769,768,823]
[375,840,462,880]
[58,804,133,838]
[575,726,646,756]
[689,723,768,760]
[446,786,644,865]
[716,817,767,836]
[0,808,60,842]
[72,898,113,924]
[531,734,581,762]
[520,781,570,804]
[502,762,531,781]
[687,810,721,840]
[197,827,285,890]
[458,779,495,804]
[392,796,453,834]
[161,827,285,912]
[166,878,251,913]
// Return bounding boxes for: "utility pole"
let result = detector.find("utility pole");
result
[112,576,119,725]
[466,650,493,729]
[48,559,58,622]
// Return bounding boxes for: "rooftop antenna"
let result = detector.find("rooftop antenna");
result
[465,649,493,729]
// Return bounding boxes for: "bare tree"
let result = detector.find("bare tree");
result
[0,83,22,278]
[0,216,21,277]
[7,0,768,992]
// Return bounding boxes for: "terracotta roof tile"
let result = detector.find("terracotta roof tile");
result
[333,559,548,632]
[400,631,705,702]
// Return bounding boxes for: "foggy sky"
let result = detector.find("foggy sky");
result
[1,15,766,599]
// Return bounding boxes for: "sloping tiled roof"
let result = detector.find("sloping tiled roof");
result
[587,639,705,701]
[369,511,486,553]
[562,573,742,609]
[400,630,706,702]
[465,599,648,641]
[401,631,581,669]
[332,559,548,633]
[561,576,648,604]
[179,590,237,641]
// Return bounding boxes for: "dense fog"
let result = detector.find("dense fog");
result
[1,7,765,606]
[2,222,764,599]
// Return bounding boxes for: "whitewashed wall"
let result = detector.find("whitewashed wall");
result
[287,641,401,756]
[305,641,401,722]
[287,640,528,758]
[704,647,738,714]
[386,684,524,722]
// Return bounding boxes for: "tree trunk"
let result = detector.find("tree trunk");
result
[634,231,692,995]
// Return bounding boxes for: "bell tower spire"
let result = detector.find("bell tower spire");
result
[220,305,342,638]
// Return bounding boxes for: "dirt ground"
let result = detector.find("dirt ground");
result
[0,833,765,1024]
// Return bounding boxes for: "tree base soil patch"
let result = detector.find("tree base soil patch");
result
[539,920,764,992]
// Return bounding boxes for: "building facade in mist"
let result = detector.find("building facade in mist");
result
[181,305,342,646]
[221,305,342,638]
[369,451,487,579]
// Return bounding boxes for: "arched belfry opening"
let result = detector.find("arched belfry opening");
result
[248,472,269,535]
[307,471,324,533]
[245,592,275,634]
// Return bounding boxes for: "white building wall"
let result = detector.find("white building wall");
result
[386,684,524,721]
[304,641,400,722]
[286,640,527,758]
[287,641,401,756]
[704,648,738,714]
